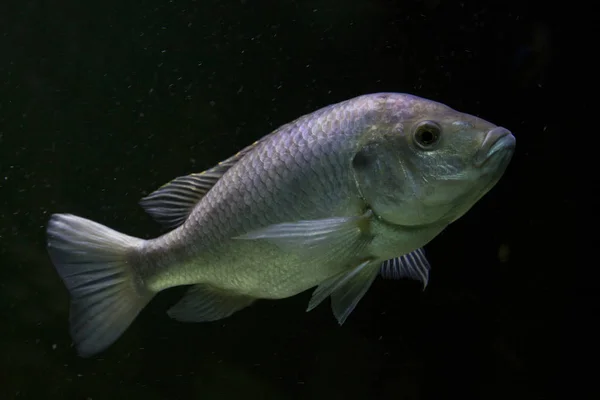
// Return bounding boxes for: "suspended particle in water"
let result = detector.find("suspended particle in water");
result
[498,243,511,263]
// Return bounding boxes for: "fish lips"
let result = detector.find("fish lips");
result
[475,127,516,167]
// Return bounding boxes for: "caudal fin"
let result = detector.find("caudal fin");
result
[47,214,154,357]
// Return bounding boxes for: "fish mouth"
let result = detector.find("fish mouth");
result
[475,127,516,167]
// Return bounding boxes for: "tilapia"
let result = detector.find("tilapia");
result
[46,93,515,357]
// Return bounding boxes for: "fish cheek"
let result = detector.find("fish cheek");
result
[352,143,383,195]
[352,143,406,210]
[352,141,388,176]
[352,148,374,170]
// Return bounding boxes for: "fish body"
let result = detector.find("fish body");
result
[47,93,515,357]
[141,95,441,297]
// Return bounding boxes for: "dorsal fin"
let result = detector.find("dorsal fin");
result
[140,136,268,230]
[139,171,225,230]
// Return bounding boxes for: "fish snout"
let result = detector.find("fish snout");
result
[475,127,515,167]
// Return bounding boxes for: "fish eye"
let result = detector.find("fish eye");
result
[413,121,442,150]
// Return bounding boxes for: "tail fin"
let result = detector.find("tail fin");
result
[46,214,154,357]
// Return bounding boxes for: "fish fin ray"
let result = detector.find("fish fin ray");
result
[306,259,374,314]
[167,284,256,322]
[234,210,373,265]
[379,247,431,289]
[139,172,222,229]
[140,136,272,230]
[330,261,381,325]
[46,214,153,357]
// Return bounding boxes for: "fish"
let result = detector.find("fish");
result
[46,92,515,357]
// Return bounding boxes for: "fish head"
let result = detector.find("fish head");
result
[352,95,516,227]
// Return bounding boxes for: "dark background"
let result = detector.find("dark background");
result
[0,0,586,399]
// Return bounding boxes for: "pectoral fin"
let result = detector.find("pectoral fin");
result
[234,210,373,266]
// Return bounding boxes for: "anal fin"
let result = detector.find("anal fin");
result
[167,284,256,322]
